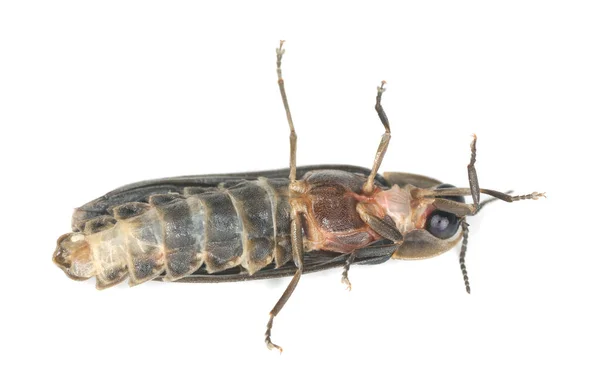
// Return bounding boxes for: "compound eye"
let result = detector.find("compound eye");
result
[426,210,460,239]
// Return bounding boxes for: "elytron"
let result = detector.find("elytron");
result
[53,41,544,351]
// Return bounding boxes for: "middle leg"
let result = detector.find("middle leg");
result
[363,81,392,195]
[276,40,298,183]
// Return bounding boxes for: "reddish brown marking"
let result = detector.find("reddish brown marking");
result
[293,171,385,254]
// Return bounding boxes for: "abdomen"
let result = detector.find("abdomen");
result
[53,178,293,289]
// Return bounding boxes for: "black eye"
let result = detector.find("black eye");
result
[426,210,460,239]
[436,183,466,203]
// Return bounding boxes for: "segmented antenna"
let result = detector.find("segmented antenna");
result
[459,220,471,294]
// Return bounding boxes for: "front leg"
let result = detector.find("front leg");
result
[357,203,403,242]
[341,242,400,290]
[340,204,403,290]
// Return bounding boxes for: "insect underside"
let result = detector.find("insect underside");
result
[53,41,545,352]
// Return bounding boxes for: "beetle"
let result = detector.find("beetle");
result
[53,41,544,351]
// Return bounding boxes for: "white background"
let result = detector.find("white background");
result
[1,1,598,383]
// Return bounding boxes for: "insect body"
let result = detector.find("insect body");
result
[53,42,544,351]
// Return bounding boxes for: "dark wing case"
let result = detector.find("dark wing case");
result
[173,240,398,283]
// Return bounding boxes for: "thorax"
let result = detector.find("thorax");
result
[290,170,383,253]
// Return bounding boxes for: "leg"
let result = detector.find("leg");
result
[478,190,513,211]
[341,251,357,291]
[363,81,392,195]
[467,134,481,211]
[276,40,298,183]
[265,41,309,352]
[463,135,544,213]
[345,205,402,290]
[264,204,304,352]
[417,136,545,217]
[431,188,545,216]
[341,243,399,290]
[357,203,403,242]
[459,220,471,294]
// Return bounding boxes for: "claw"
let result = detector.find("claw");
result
[277,40,286,56]
[341,274,352,291]
[265,314,283,353]
[266,339,283,353]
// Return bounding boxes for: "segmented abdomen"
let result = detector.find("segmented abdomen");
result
[62,178,292,289]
